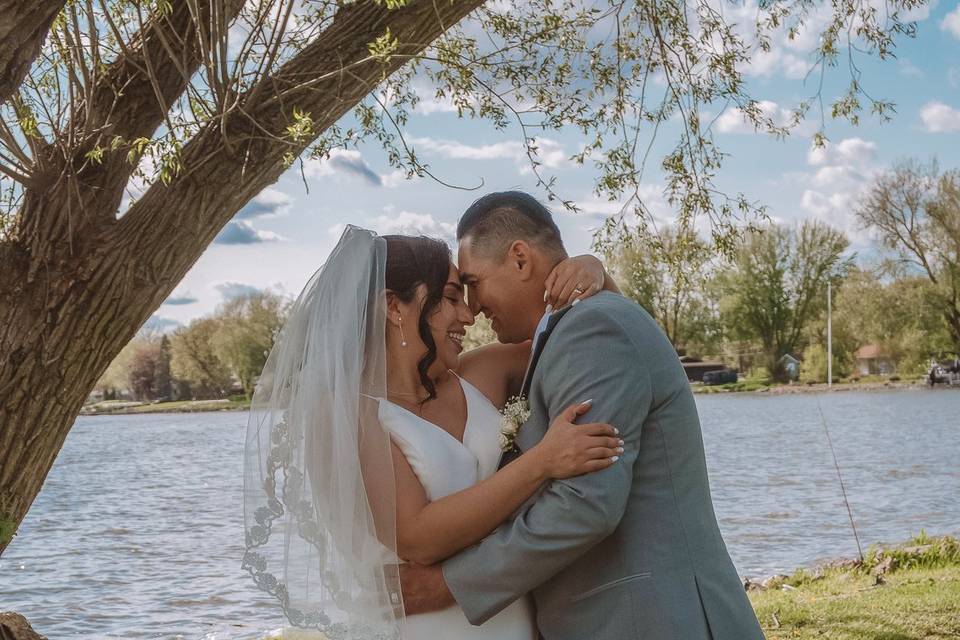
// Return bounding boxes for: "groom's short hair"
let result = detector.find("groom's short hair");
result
[457,191,567,262]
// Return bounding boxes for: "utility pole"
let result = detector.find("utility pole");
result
[827,280,833,388]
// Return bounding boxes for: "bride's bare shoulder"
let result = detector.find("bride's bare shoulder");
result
[458,341,532,407]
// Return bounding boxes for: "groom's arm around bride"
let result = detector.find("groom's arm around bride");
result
[448,292,763,639]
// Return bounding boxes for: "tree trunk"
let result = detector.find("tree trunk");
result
[0,0,486,557]
[0,0,66,105]
[946,306,960,354]
[0,612,47,640]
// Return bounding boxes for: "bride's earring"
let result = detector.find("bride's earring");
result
[398,315,407,347]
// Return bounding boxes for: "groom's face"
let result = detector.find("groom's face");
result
[458,237,535,344]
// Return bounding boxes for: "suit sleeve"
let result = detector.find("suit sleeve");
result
[441,306,652,624]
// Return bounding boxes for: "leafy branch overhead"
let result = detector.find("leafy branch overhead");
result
[1,0,926,250]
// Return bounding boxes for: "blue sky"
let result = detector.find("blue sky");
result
[150,1,960,330]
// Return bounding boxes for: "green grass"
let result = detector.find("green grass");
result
[750,535,960,639]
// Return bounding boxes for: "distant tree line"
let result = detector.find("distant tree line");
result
[93,292,289,403]
[600,160,960,383]
[102,161,958,396]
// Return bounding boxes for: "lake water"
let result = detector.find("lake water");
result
[3,389,958,638]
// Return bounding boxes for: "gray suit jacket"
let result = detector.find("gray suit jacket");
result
[442,292,765,640]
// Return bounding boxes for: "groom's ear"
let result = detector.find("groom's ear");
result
[507,240,535,281]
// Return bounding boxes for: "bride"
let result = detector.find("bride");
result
[243,226,622,639]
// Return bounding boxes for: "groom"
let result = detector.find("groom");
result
[400,191,765,640]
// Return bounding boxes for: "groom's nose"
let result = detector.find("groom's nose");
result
[466,290,481,316]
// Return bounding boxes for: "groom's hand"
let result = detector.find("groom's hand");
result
[398,562,456,615]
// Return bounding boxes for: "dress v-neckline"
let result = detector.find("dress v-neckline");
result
[381,373,474,449]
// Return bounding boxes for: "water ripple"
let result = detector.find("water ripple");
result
[4,390,959,638]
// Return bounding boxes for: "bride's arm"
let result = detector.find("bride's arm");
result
[392,402,622,566]
[545,254,621,308]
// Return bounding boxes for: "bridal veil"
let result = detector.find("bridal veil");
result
[243,225,403,638]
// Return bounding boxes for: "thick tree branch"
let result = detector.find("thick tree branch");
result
[118,0,486,257]
[13,0,247,269]
[0,0,66,105]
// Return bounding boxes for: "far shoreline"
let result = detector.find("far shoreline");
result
[79,379,959,415]
[79,399,250,416]
[692,378,959,395]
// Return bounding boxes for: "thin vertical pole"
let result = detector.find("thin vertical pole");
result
[827,280,833,388]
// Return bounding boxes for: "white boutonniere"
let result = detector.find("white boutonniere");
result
[499,395,531,451]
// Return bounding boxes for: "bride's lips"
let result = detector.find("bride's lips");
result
[447,330,464,353]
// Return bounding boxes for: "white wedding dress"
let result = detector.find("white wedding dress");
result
[377,373,537,640]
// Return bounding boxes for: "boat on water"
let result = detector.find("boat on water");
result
[927,358,960,386]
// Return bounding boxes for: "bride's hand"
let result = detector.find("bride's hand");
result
[545,255,606,308]
[530,400,623,479]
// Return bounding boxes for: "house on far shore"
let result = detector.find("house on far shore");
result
[855,343,896,375]
[679,355,728,382]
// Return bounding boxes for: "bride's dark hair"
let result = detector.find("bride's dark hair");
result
[384,235,452,402]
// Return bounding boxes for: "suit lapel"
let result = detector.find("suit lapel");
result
[498,306,576,467]
[520,305,574,401]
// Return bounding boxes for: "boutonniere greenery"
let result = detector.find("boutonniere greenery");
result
[499,395,531,452]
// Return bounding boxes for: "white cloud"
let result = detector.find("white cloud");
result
[236,187,292,219]
[573,198,631,218]
[380,169,411,188]
[900,0,936,22]
[799,137,879,244]
[573,183,675,229]
[305,149,382,186]
[214,281,264,301]
[141,314,181,335]
[743,47,782,77]
[723,0,831,77]
[715,101,796,134]
[304,149,414,188]
[214,220,284,245]
[782,53,812,79]
[941,5,960,39]
[522,138,569,172]
[832,137,877,165]
[413,93,461,115]
[807,137,877,167]
[369,211,456,243]
[327,223,348,240]
[806,145,829,167]
[411,137,522,161]
[920,101,960,133]
[728,0,929,82]
[740,47,809,80]
[408,136,570,171]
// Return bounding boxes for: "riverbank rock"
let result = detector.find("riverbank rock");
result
[743,577,766,591]
[872,555,899,577]
[762,574,790,589]
[0,613,47,640]
[823,557,862,572]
